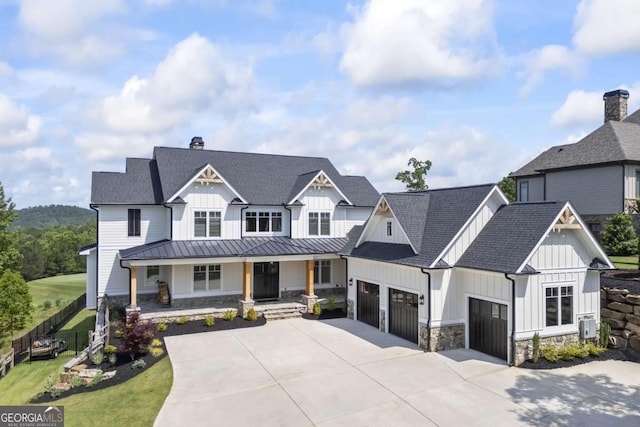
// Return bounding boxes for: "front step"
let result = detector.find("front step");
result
[257,302,306,321]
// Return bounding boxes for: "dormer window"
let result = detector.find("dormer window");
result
[194,211,221,238]
[309,212,330,236]
[245,211,282,233]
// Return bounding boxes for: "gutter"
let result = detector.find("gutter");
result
[504,273,516,367]
[119,258,133,308]
[420,268,432,352]
[162,203,174,240]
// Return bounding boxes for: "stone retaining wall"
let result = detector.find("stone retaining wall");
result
[601,287,640,357]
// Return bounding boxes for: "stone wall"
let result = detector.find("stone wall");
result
[601,287,640,357]
[426,324,465,352]
[379,309,386,333]
[514,333,580,366]
[347,298,354,320]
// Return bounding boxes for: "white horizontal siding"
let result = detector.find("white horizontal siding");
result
[98,248,129,297]
[98,205,169,247]
[86,250,97,309]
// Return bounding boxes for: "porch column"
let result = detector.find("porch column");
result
[130,266,137,307]
[243,262,251,300]
[305,260,315,296]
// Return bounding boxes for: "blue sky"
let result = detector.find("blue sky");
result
[1,0,639,208]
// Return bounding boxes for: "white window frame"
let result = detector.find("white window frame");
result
[244,211,283,234]
[543,282,575,332]
[386,219,393,238]
[309,211,331,236]
[145,265,160,287]
[193,210,222,239]
[193,264,222,293]
[314,260,331,285]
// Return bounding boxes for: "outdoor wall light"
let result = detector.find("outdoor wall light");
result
[348,278,353,286]
[419,294,425,305]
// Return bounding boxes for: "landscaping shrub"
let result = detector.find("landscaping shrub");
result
[43,374,56,393]
[55,298,63,308]
[150,347,164,358]
[558,342,588,361]
[327,297,336,311]
[600,321,611,348]
[177,316,187,325]
[532,332,540,363]
[91,351,104,366]
[132,359,147,370]
[108,352,117,365]
[223,309,236,321]
[104,344,117,354]
[115,329,125,338]
[117,312,155,360]
[600,213,637,256]
[313,302,322,316]
[204,316,215,327]
[151,338,162,347]
[69,375,85,388]
[586,341,606,357]
[245,308,257,321]
[87,370,104,387]
[156,322,168,332]
[541,345,559,362]
[43,300,52,310]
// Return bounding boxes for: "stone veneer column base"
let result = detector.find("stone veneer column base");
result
[514,332,581,366]
[238,299,255,318]
[379,309,386,333]
[429,324,465,352]
[347,298,354,319]
[301,294,318,312]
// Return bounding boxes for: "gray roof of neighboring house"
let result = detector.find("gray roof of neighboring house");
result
[343,184,496,268]
[120,237,349,260]
[510,118,640,178]
[456,201,565,273]
[92,146,379,206]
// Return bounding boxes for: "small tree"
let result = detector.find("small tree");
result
[0,182,22,274]
[600,213,637,256]
[0,270,33,336]
[498,176,516,202]
[117,311,154,360]
[395,158,432,191]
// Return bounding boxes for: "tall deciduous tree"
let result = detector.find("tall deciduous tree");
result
[395,158,432,191]
[0,182,21,274]
[498,176,516,202]
[0,270,33,336]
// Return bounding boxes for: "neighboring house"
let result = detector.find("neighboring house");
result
[83,137,379,315]
[510,89,640,235]
[341,184,613,365]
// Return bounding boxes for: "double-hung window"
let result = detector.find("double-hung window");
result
[194,211,221,238]
[193,265,221,292]
[545,285,573,327]
[313,260,331,284]
[245,211,282,233]
[519,181,529,202]
[128,209,141,237]
[309,212,330,236]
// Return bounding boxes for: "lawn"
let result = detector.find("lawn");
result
[609,255,639,270]
[0,309,173,426]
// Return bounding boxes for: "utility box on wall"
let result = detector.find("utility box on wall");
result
[579,319,596,339]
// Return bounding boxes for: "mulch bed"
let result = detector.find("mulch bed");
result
[519,348,629,370]
[31,315,266,402]
[302,308,347,320]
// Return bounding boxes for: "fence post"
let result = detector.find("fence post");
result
[75,331,78,355]
[28,336,32,364]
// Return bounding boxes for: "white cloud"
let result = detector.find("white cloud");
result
[18,0,127,66]
[0,93,42,147]
[573,0,640,56]
[339,0,499,87]
[518,45,583,96]
[93,33,254,134]
[74,133,167,161]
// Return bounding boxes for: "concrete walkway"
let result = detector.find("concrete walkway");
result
[155,318,640,427]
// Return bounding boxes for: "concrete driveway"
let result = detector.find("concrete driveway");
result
[155,318,640,427]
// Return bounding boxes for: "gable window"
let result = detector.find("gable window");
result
[519,181,529,202]
[146,266,160,285]
[128,209,141,237]
[314,260,331,284]
[309,212,330,236]
[194,211,221,238]
[193,264,221,292]
[386,220,393,237]
[245,211,282,233]
[545,285,573,327]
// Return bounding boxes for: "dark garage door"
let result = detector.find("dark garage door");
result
[389,288,418,344]
[469,298,508,361]
[357,280,379,328]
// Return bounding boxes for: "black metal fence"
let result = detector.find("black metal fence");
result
[24,330,89,362]
[12,293,87,364]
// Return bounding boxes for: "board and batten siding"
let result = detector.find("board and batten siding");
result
[97,205,170,296]
[291,187,346,238]
[546,166,623,215]
[347,258,428,320]
[528,230,592,270]
[361,214,410,245]
[624,164,640,202]
[346,208,373,233]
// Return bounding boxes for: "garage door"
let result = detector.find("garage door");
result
[389,288,418,344]
[469,298,508,361]
[357,280,379,328]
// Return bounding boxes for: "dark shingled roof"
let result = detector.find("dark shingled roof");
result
[120,237,349,260]
[456,201,566,273]
[510,119,640,178]
[92,146,379,206]
[344,184,496,268]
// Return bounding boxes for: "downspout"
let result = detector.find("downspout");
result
[163,204,173,240]
[622,164,626,213]
[504,273,516,367]
[240,205,249,239]
[283,204,292,238]
[421,268,432,352]
[119,258,132,308]
[339,255,349,311]
[90,205,99,312]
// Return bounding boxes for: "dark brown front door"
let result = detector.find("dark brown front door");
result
[389,288,419,344]
[254,262,279,300]
[357,280,379,328]
[469,297,508,361]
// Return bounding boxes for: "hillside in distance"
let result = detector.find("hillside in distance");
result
[12,204,95,229]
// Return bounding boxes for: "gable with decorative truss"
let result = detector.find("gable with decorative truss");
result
[311,172,333,189]
[167,163,247,204]
[553,207,581,231]
[196,167,224,185]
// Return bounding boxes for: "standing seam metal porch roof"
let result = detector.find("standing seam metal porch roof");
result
[119,237,349,261]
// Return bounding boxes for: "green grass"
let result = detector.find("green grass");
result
[609,255,639,270]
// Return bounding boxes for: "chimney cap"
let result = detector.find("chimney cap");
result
[603,89,630,100]
[189,136,204,149]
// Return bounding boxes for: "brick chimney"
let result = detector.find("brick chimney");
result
[603,89,629,122]
[189,136,204,150]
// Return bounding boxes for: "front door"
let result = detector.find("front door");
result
[253,262,279,300]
